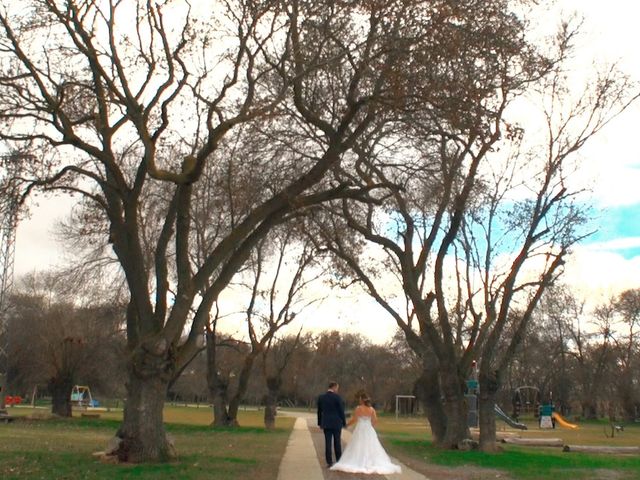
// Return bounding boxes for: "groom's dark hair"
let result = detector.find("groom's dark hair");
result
[328,381,338,390]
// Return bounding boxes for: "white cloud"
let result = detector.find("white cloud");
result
[14,195,74,276]
[562,247,640,302]
[581,237,640,252]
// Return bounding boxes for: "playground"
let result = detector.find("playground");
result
[2,404,640,479]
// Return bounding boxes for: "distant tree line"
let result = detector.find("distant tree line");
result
[169,330,420,413]
[5,272,640,424]
[502,286,640,423]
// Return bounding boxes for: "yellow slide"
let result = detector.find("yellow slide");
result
[552,412,579,429]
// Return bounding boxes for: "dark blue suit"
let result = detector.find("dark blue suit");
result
[317,390,346,465]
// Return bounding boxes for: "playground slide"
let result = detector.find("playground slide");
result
[494,405,528,430]
[551,412,578,429]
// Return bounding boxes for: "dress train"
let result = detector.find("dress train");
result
[329,416,401,475]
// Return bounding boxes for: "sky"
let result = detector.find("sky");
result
[9,0,640,343]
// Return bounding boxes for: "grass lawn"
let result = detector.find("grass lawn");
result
[376,414,640,480]
[4,406,640,480]
[0,405,294,480]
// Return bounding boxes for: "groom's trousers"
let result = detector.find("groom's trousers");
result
[322,427,342,465]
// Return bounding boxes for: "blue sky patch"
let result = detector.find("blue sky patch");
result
[583,204,640,259]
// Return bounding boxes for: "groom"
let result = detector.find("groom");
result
[317,381,346,467]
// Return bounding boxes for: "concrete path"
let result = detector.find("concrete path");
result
[277,412,429,480]
[278,416,325,480]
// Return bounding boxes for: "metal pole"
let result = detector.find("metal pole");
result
[0,154,23,411]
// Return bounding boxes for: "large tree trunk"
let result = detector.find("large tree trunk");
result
[113,349,175,463]
[439,366,470,448]
[478,370,500,452]
[415,366,446,444]
[263,376,280,429]
[210,378,234,427]
[49,374,73,417]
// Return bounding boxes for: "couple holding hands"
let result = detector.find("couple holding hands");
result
[317,382,402,475]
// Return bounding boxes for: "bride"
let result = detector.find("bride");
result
[330,392,402,475]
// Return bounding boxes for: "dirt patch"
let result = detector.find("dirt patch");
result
[582,470,633,480]
[389,448,512,480]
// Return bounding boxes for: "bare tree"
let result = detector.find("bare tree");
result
[461,39,638,449]
[261,331,303,429]
[0,0,415,461]
[566,301,617,420]
[609,289,640,421]
[532,287,584,415]
[304,1,554,447]
[7,271,125,416]
[208,230,326,426]
[304,8,638,450]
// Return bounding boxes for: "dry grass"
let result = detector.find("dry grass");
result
[0,405,294,480]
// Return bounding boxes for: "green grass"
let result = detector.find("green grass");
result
[5,406,640,479]
[378,415,640,480]
[0,406,294,480]
[389,438,640,479]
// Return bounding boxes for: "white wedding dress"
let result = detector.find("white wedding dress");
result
[330,415,402,475]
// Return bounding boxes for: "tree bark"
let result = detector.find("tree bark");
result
[113,350,174,463]
[439,366,470,448]
[478,370,500,452]
[49,374,73,417]
[414,366,446,444]
[210,379,234,427]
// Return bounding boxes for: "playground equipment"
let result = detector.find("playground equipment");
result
[512,386,540,420]
[465,367,479,428]
[464,361,526,430]
[495,404,527,430]
[3,395,22,406]
[394,395,417,419]
[539,403,555,428]
[70,385,97,408]
[552,411,578,429]
[604,422,625,438]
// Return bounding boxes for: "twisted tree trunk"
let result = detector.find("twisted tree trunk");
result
[114,347,175,462]
[211,378,234,427]
[439,366,470,448]
[415,366,447,444]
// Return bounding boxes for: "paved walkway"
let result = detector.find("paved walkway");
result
[277,412,428,480]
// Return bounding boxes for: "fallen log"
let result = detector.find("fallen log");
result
[502,437,564,447]
[470,430,520,441]
[563,445,640,454]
